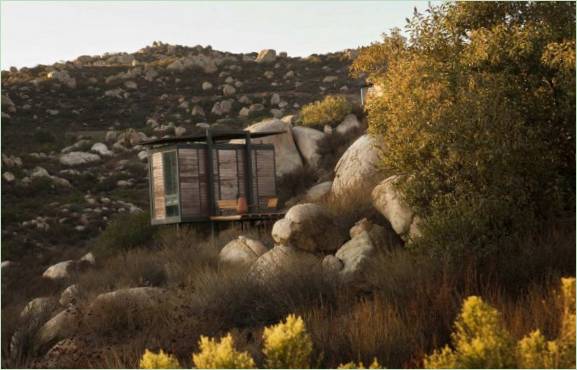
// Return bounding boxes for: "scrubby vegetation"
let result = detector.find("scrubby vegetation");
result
[425,278,576,369]
[262,314,313,368]
[92,211,155,258]
[139,349,180,369]
[298,95,352,127]
[136,277,574,369]
[2,3,574,369]
[352,1,576,261]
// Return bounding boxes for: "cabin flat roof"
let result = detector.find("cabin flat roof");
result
[140,129,286,146]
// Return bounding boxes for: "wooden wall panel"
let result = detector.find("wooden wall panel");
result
[151,152,166,219]
[252,148,276,211]
[179,148,209,217]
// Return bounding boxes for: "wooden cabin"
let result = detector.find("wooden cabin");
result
[141,129,284,225]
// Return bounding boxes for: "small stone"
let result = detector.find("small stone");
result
[3,172,15,182]
[202,81,213,90]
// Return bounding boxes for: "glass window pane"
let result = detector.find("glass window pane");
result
[163,151,178,195]
[162,151,179,217]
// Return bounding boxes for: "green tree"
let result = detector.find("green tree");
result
[352,2,575,258]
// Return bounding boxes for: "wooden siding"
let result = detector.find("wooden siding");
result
[252,148,276,211]
[151,152,166,220]
[178,148,209,217]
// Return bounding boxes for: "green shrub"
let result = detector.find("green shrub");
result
[93,211,155,258]
[299,95,352,127]
[352,2,575,260]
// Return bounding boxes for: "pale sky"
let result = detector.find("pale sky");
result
[1,1,432,69]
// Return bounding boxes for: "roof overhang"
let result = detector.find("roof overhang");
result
[139,129,286,146]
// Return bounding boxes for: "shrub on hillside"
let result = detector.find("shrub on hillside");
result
[263,314,313,368]
[351,2,576,260]
[144,315,313,369]
[93,211,155,258]
[299,95,352,127]
[139,349,180,369]
[425,277,576,369]
[192,334,255,369]
[338,358,381,369]
[424,296,516,368]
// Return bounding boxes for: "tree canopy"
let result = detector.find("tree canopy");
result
[352,2,575,258]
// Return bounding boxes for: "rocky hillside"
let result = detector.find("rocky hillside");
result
[1,42,363,265]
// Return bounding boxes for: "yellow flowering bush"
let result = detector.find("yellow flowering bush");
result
[426,277,576,369]
[192,334,255,369]
[338,358,382,369]
[560,277,576,344]
[299,95,352,127]
[139,349,181,369]
[517,277,576,369]
[263,314,313,368]
[425,296,516,368]
[558,277,576,368]
[517,330,561,368]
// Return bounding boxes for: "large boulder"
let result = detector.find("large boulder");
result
[271,203,344,253]
[2,172,15,182]
[2,94,16,113]
[349,217,402,252]
[90,287,164,309]
[2,154,22,167]
[59,152,100,167]
[59,285,80,306]
[219,236,268,266]
[335,114,362,135]
[35,308,79,351]
[222,84,236,97]
[46,70,76,88]
[250,245,320,280]
[255,49,277,63]
[30,166,50,178]
[90,143,112,157]
[292,126,325,169]
[333,232,376,286]
[304,181,332,202]
[20,297,58,321]
[42,260,76,280]
[116,129,147,147]
[231,118,303,177]
[211,99,233,116]
[371,175,422,240]
[167,55,218,74]
[328,218,401,288]
[331,134,385,197]
[79,252,96,266]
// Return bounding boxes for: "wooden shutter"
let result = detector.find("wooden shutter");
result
[151,152,166,220]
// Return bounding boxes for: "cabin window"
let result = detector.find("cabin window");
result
[162,151,179,217]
